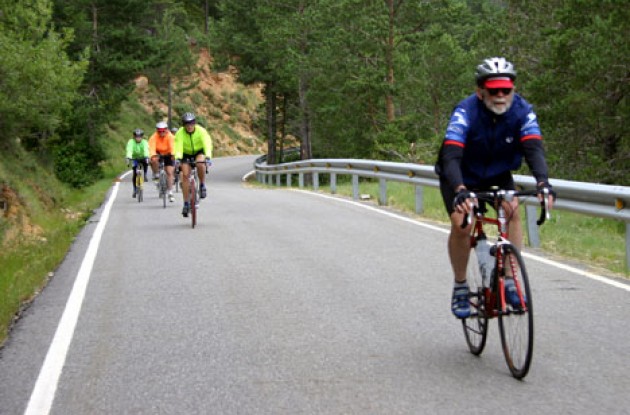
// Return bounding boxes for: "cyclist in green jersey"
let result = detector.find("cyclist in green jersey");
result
[174,112,213,216]
[125,128,150,198]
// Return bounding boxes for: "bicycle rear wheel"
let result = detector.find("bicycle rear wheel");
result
[498,244,533,379]
[189,179,197,228]
[462,246,489,355]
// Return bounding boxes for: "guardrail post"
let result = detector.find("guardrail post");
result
[352,175,359,200]
[525,205,541,248]
[275,174,281,186]
[379,178,387,205]
[330,173,337,194]
[415,185,424,214]
[299,173,304,188]
[286,174,291,187]
[626,222,630,271]
[313,172,319,190]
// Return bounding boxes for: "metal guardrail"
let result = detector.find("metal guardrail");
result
[254,157,630,271]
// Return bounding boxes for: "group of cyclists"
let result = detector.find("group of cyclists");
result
[125,112,213,217]
[125,57,557,321]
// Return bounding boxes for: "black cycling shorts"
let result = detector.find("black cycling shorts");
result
[155,154,174,167]
[181,150,205,164]
[439,172,515,215]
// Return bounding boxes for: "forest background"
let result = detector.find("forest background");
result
[0,0,628,341]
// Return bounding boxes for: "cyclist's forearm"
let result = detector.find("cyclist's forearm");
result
[522,139,549,184]
[440,145,465,190]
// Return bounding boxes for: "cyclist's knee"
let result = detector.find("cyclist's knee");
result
[449,213,470,237]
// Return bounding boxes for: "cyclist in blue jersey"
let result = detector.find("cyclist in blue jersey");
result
[434,57,555,319]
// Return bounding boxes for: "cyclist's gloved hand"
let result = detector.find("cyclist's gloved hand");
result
[126,158,131,167]
[536,181,556,201]
[452,189,472,210]
[206,158,212,167]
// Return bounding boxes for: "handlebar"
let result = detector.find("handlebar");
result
[460,189,550,228]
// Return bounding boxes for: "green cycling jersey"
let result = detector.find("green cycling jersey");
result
[174,124,213,159]
[126,138,149,159]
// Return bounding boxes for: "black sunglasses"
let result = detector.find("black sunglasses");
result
[487,88,513,96]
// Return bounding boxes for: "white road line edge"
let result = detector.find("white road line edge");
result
[297,189,630,292]
[24,182,120,415]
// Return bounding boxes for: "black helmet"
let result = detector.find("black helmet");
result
[133,128,144,137]
[181,112,196,124]
[475,57,516,87]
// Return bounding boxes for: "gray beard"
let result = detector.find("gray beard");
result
[486,100,512,115]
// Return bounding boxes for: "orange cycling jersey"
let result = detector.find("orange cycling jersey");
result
[148,131,175,157]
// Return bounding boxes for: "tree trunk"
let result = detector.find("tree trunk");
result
[385,0,395,122]
[92,3,100,53]
[265,82,277,164]
[299,74,312,161]
[204,0,209,35]
[167,75,173,127]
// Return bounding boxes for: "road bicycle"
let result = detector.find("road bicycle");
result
[155,155,170,208]
[174,162,180,193]
[461,187,550,379]
[130,159,147,203]
[181,158,203,228]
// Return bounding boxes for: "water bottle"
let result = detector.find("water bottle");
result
[474,235,494,288]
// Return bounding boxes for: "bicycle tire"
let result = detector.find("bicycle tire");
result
[462,245,489,355]
[498,243,533,379]
[136,174,143,203]
[190,178,197,228]
[159,171,167,208]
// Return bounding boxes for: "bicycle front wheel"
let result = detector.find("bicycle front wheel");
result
[498,244,533,379]
[462,245,489,355]
[190,180,197,228]
[159,172,167,208]
[136,177,143,203]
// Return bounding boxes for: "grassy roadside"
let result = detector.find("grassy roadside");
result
[0,101,143,346]
[303,178,628,277]
[0,152,119,344]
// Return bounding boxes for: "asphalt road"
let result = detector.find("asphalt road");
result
[1,155,629,414]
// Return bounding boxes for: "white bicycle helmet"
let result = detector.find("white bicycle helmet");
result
[475,57,516,87]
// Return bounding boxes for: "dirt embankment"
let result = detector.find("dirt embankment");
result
[133,48,267,156]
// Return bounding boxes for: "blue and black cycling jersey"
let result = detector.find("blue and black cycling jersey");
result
[435,93,549,190]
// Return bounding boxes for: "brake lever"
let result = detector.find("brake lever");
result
[536,188,550,226]
[460,192,476,229]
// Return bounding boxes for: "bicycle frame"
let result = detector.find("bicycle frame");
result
[181,157,202,228]
[132,159,145,203]
[469,198,522,317]
[462,188,549,378]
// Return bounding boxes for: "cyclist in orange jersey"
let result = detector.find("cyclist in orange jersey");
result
[148,121,176,202]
